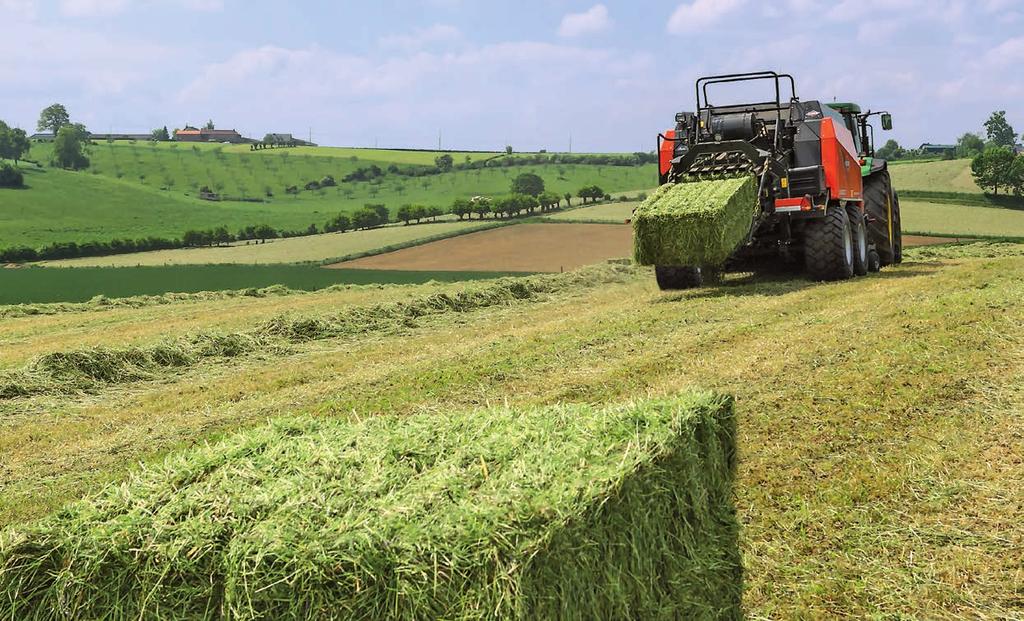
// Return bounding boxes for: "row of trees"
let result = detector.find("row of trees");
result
[972,146,1024,196]
[877,111,1022,162]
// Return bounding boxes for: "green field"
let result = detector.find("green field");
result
[43,220,499,267]
[889,158,983,194]
[1,244,1022,617]
[545,200,637,222]
[1,143,655,248]
[902,200,1024,237]
[0,265,511,304]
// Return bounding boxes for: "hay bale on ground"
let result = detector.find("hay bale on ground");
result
[0,394,741,620]
[633,176,758,267]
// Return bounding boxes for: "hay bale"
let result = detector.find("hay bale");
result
[633,176,758,267]
[0,394,741,620]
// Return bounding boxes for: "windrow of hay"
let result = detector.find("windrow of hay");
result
[903,239,1024,260]
[0,262,639,399]
[0,393,741,620]
[633,177,758,267]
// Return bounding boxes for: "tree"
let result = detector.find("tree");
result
[351,207,379,229]
[956,133,985,159]
[151,126,170,141]
[434,154,454,172]
[451,198,471,220]
[971,145,1016,195]
[0,121,30,165]
[397,204,414,225]
[253,224,277,241]
[511,172,545,197]
[427,206,444,221]
[471,196,491,219]
[324,214,351,233]
[984,111,1017,148]
[412,205,428,223]
[564,192,572,207]
[52,123,91,170]
[37,103,70,135]
[875,139,905,161]
[204,119,215,130]
[212,226,232,246]
[0,164,24,188]
[1011,157,1024,197]
[538,191,560,211]
[505,145,513,155]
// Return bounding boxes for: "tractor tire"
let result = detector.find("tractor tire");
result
[892,193,903,264]
[804,206,855,281]
[849,207,869,276]
[864,170,900,266]
[655,266,703,290]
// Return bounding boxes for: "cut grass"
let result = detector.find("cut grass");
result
[0,265,514,305]
[0,394,740,620]
[1,241,1023,617]
[0,262,637,397]
[632,177,757,267]
[889,158,982,194]
[42,220,499,267]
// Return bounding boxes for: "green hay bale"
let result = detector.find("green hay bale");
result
[633,177,758,267]
[0,394,741,620]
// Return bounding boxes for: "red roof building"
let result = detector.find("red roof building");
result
[173,125,250,144]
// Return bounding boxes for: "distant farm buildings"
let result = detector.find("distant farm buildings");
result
[262,133,317,147]
[918,143,956,156]
[173,125,253,144]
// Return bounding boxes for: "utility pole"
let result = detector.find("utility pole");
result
[569,134,573,154]
[309,127,313,144]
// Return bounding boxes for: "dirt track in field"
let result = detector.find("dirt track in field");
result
[329,224,633,273]
[327,224,964,273]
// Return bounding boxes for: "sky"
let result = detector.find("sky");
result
[1,0,1022,152]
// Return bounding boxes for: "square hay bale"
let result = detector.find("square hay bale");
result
[0,394,740,620]
[633,176,758,267]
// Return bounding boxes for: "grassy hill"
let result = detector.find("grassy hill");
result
[889,157,983,194]
[1,242,1022,617]
[0,143,653,249]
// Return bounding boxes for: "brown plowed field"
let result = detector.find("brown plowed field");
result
[327,223,962,273]
[329,224,632,272]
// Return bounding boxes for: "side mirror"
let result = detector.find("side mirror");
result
[881,113,893,131]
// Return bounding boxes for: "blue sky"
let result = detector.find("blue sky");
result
[1,0,1022,151]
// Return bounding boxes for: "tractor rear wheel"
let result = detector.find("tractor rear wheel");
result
[804,206,855,281]
[849,207,869,276]
[655,266,703,290]
[864,171,900,266]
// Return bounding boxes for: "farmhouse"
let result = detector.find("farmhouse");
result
[264,133,317,147]
[918,143,956,156]
[174,125,252,144]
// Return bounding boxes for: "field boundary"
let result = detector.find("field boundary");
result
[901,190,1024,209]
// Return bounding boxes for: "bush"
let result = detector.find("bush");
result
[0,394,741,619]
[0,164,24,188]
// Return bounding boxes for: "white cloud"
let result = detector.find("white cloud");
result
[379,24,461,50]
[984,36,1024,65]
[558,4,612,38]
[667,0,745,34]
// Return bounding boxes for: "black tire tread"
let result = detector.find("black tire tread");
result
[805,207,854,281]
[864,171,898,266]
[655,266,703,290]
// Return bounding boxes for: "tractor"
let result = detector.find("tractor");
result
[652,71,902,289]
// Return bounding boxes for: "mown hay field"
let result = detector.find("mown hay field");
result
[901,200,1024,237]
[0,264,511,305]
[1,242,1023,617]
[42,220,495,267]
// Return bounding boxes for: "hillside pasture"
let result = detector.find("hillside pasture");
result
[4,142,655,248]
[901,200,1024,237]
[889,157,982,194]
